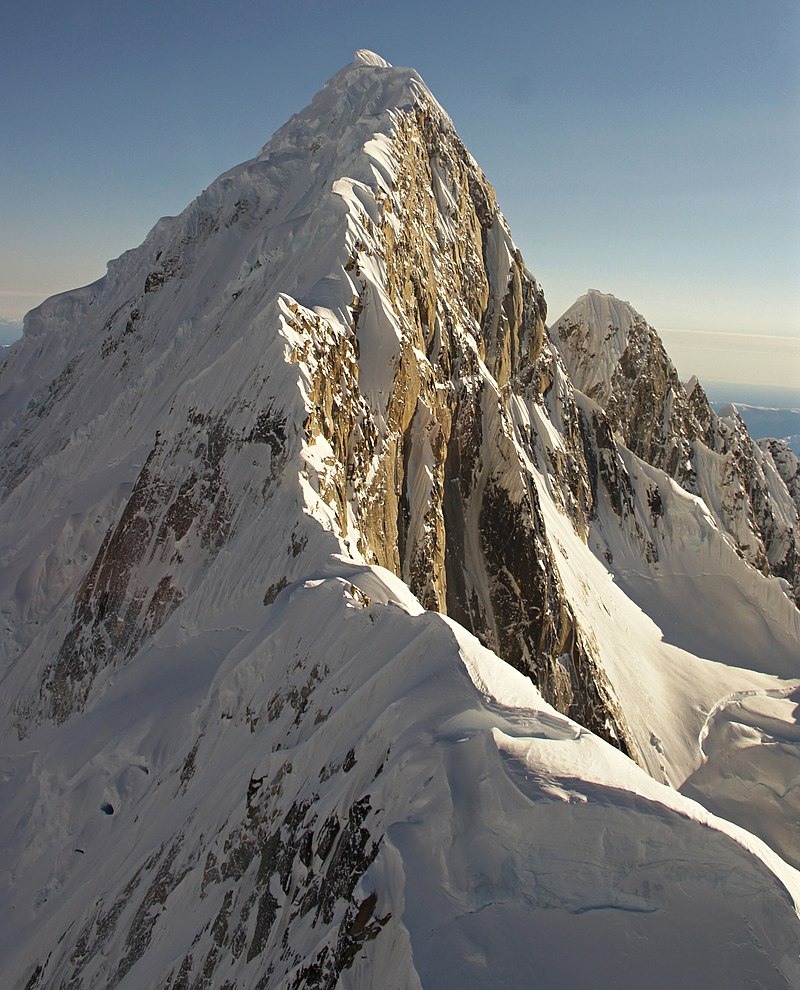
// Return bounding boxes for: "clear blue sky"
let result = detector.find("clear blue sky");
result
[2,0,798,389]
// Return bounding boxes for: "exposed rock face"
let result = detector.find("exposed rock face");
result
[2,51,800,990]
[46,403,289,723]
[551,290,695,479]
[551,290,800,602]
[0,53,634,755]
[277,94,633,751]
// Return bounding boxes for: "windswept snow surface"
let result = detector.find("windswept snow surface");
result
[544,292,800,868]
[1,51,800,989]
[3,562,800,989]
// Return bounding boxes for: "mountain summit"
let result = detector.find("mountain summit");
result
[2,53,800,989]
[552,289,800,600]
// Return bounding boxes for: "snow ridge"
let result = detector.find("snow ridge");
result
[1,53,799,990]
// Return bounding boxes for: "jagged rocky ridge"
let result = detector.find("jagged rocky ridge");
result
[1,52,626,750]
[551,290,800,602]
[2,51,800,990]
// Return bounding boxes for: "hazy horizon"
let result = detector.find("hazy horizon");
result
[2,1,797,394]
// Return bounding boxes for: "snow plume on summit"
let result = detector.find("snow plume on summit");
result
[1,53,800,990]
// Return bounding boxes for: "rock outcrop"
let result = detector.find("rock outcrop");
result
[284,92,629,749]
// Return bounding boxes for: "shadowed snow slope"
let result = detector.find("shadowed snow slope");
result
[2,53,800,989]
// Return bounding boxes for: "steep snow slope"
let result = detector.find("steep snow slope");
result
[3,563,800,989]
[548,292,800,864]
[761,436,800,516]
[2,51,800,988]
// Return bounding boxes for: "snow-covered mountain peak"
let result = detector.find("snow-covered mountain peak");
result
[549,289,649,400]
[252,49,431,166]
[551,288,800,602]
[578,287,636,313]
[2,53,800,990]
[353,48,392,67]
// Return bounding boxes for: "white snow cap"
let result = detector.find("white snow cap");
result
[354,49,392,68]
